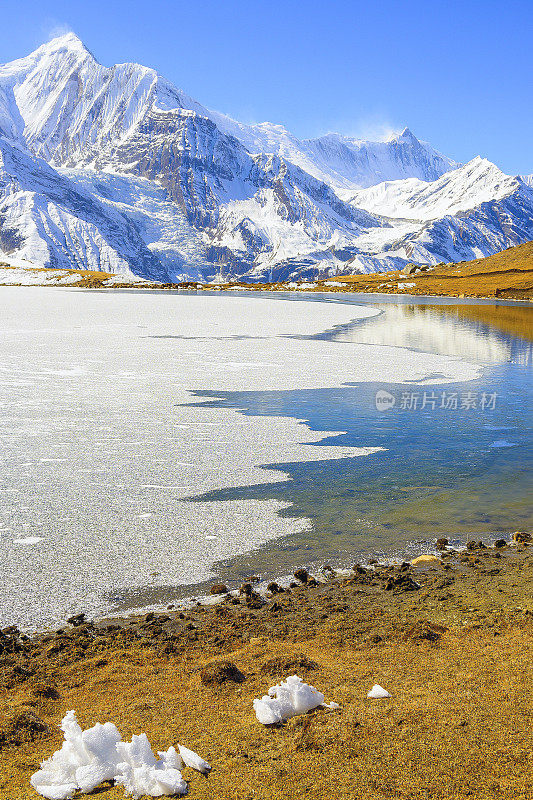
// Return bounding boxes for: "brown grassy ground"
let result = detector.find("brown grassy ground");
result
[2,541,533,800]
[306,241,533,302]
[316,242,533,301]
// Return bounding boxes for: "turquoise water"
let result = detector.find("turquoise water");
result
[184,296,533,580]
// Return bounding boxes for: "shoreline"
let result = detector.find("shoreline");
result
[2,246,533,303]
[1,280,531,304]
[2,531,533,799]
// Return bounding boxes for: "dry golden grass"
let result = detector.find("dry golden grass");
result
[2,626,533,800]
[317,241,533,301]
[3,543,533,800]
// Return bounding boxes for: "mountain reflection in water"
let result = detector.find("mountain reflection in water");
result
[310,301,532,366]
[184,298,532,580]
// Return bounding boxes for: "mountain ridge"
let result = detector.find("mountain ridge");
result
[0,33,532,282]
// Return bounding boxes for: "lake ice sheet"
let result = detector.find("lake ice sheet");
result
[0,289,479,629]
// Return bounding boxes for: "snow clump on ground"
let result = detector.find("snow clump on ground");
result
[253,675,326,725]
[30,711,209,799]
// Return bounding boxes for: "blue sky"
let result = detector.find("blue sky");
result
[2,0,532,174]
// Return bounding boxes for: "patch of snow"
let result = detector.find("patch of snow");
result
[367,684,391,699]
[31,711,122,799]
[177,744,211,774]
[31,711,206,799]
[253,675,325,724]
[12,536,43,544]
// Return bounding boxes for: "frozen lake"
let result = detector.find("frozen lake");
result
[0,288,505,630]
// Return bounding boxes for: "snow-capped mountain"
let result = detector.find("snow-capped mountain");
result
[0,136,168,276]
[0,33,532,282]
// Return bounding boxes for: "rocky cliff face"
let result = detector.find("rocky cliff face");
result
[1,33,532,282]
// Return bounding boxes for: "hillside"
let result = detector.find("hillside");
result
[318,241,533,301]
[2,538,533,800]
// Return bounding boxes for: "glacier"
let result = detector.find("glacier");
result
[1,32,533,281]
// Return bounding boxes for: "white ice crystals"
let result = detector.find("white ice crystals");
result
[30,711,209,800]
[367,684,392,699]
[253,675,326,725]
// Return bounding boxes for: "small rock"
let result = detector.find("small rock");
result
[494,539,507,548]
[513,531,532,544]
[435,538,449,550]
[294,568,309,583]
[239,583,253,596]
[385,573,420,592]
[210,584,229,595]
[260,653,319,676]
[32,682,60,700]
[200,660,246,686]
[245,591,265,609]
[411,554,441,566]
[267,582,282,594]
[0,709,49,749]
[67,613,87,627]
[403,620,448,643]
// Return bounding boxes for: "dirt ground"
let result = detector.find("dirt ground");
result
[2,537,533,800]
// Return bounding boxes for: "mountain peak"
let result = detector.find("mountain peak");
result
[389,126,418,143]
[37,31,93,60]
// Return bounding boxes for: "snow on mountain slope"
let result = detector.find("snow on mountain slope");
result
[344,175,533,272]
[0,32,457,195]
[85,105,386,279]
[346,157,519,220]
[0,137,170,278]
[203,117,457,191]
[61,168,211,280]
[286,128,456,191]
[0,32,532,281]
[0,33,209,167]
